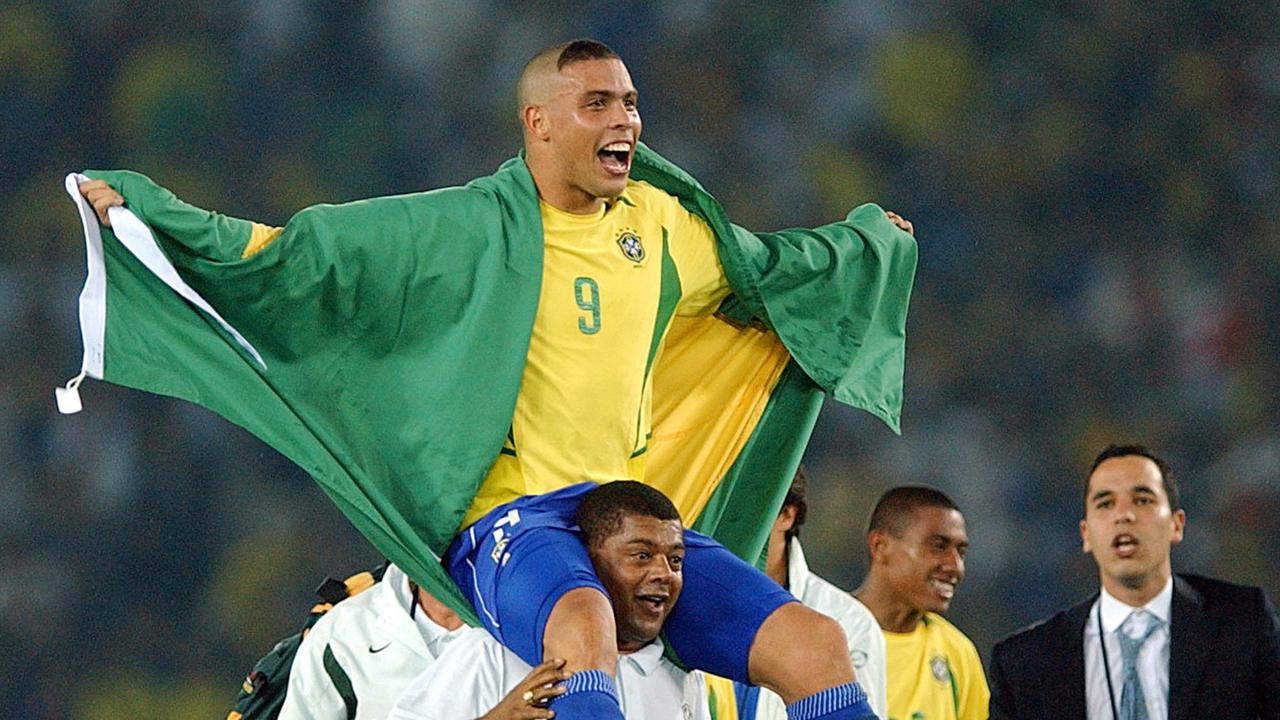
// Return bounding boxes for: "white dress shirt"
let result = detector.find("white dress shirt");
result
[389,630,709,720]
[1083,577,1173,720]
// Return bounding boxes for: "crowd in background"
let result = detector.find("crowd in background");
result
[3,2,1278,717]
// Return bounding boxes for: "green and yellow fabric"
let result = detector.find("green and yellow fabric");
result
[60,143,916,624]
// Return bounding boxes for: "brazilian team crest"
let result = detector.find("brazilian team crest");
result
[930,654,950,683]
[616,230,645,263]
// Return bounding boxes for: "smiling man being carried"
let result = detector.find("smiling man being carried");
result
[392,482,710,720]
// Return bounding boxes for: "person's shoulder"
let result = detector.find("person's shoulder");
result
[434,625,511,672]
[923,612,981,653]
[802,574,877,629]
[300,578,389,646]
[463,154,533,196]
[321,155,535,225]
[619,179,684,215]
[1179,572,1260,595]
[630,143,708,191]
[922,611,965,634]
[992,599,1092,658]
[1177,573,1271,611]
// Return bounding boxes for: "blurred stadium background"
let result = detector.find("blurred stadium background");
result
[4,2,1279,717]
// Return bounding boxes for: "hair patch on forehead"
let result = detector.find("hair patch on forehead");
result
[1085,443,1180,511]
[866,485,960,537]
[516,38,621,111]
[556,39,621,69]
[576,481,681,548]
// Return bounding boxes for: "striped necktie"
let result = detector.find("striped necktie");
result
[1116,610,1163,720]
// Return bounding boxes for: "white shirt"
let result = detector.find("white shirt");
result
[752,539,888,720]
[389,630,709,720]
[280,564,470,720]
[1084,577,1173,720]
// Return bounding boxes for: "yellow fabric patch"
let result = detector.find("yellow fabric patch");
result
[342,570,376,596]
[704,673,740,720]
[462,180,727,528]
[883,613,990,720]
[241,222,283,258]
[646,315,790,523]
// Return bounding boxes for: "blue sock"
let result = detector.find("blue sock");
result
[785,682,878,720]
[547,669,624,720]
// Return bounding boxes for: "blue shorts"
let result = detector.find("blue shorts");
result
[444,482,796,681]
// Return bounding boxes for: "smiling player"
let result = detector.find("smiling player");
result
[854,486,989,720]
[392,482,709,720]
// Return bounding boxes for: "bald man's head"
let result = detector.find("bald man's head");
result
[516,39,640,214]
[517,39,621,111]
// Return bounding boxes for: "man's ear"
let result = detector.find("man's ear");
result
[867,529,889,564]
[523,105,550,141]
[1170,508,1186,545]
[1080,518,1091,554]
[775,504,798,534]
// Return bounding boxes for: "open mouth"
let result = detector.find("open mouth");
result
[1113,533,1138,557]
[598,141,632,176]
[929,579,956,600]
[636,593,668,615]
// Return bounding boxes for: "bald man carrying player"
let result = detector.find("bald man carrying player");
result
[75,39,916,720]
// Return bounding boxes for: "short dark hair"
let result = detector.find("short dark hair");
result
[522,39,619,80]
[1086,444,1180,510]
[781,465,808,542]
[516,39,622,111]
[552,38,620,68]
[577,481,681,548]
[866,485,960,538]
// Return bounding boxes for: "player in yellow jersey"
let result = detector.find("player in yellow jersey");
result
[444,40,908,720]
[80,39,914,720]
[855,487,989,720]
[462,178,729,528]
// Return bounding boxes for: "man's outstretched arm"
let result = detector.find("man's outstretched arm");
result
[721,205,919,433]
[62,167,540,622]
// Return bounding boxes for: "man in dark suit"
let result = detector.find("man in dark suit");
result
[989,444,1280,719]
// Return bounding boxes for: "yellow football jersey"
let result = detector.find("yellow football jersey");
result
[461,179,729,528]
[883,614,989,720]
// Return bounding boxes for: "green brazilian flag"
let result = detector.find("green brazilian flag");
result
[59,144,916,625]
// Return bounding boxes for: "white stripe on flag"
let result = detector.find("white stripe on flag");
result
[58,173,267,413]
[64,173,107,379]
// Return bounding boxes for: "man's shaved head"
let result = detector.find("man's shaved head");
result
[517,39,621,110]
[517,38,639,214]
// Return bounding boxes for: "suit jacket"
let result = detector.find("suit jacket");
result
[989,574,1280,719]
